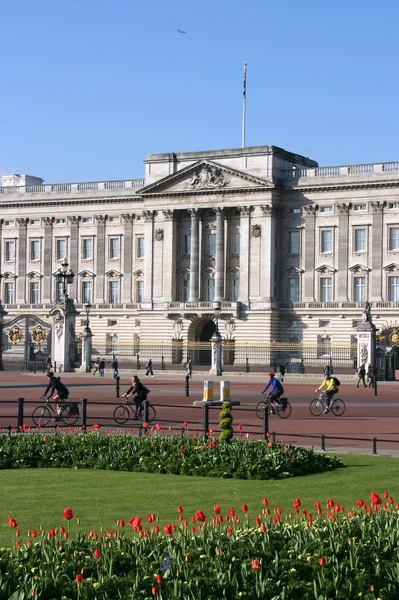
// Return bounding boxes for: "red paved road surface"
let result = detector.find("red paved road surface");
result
[1,372,398,455]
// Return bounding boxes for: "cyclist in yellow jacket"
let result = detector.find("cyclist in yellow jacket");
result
[316,373,339,413]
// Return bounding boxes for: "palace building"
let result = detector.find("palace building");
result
[1,144,399,375]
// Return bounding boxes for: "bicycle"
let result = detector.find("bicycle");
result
[309,393,346,417]
[255,393,292,420]
[113,399,156,425]
[32,398,80,427]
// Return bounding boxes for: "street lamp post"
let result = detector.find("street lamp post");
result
[210,301,223,376]
[50,259,77,373]
[54,258,75,303]
[82,301,93,373]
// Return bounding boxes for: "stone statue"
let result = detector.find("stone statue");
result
[362,302,371,323]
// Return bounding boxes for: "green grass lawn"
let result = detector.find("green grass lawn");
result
[1,453,398,547]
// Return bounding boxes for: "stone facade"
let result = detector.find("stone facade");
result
[1,144,399,360]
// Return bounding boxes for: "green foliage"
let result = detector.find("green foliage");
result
[219,401,234,443]
[0,431,342,481]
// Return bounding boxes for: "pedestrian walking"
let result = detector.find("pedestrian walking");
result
[111,355,119,379]
[92,357,100,376]
[356,364,367,388]
[145,358,154,377]
[279,362,285,382]
[367,364,376,388]
[99,358,105,377]
[45,355,52,370]
[186,358,193,379]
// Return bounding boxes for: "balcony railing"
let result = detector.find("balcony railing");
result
[0,179,145,196]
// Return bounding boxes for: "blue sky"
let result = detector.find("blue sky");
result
[1,0,398,183]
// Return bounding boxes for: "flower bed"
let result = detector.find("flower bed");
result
[0,431,342,479]
[2,492,398,599]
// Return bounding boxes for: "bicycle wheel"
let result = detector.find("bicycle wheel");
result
[331,398,346,417]
[146,404,156,423]
[277,400,292,419]
[255,401,267,419]
[32,405,52,427]
[113,405,130,425]
[309,398,324,417]
[61,407,79,426]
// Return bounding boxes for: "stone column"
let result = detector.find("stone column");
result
[238,206,251,308]
[370,201,385,301]
[189,208,200,301]
[210,330,222,376]
[260,205,275,303]
[357,322,376,369]
[121,214,134,302]
[68,216,79,300]
[214,208,225,301]
[16,218,28,303]
[303,205,318,301]
[162,210,175,302]
[42,217,53,302]
[80,326,93,373]
[94,215,107,304]
[50,300,78,372]
[336,203,350,301]
[143,211,154,306]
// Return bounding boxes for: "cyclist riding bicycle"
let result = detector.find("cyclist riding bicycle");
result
[41,371,70,420]
[262,372,285,410]
[121,375,149,418]
[316,372,340,413]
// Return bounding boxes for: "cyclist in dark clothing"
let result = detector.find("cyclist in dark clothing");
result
[42,372,69,417]
[262,372,284,409]
[122,375,149,418]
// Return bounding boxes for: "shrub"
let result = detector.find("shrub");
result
[219,402,234,443]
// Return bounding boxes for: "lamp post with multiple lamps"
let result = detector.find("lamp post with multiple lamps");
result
[50,259,78,372]
[81,301,93,373]
[210,300,223,376]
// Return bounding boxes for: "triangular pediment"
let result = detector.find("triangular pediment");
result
[384,263,399,272]
[78,270,95,278]
[2,271,17,279]
[349,264,371,273]
[315,264,337,274]
[105,269,122,278]
[139,160,273,196]
[26,270,42,279]
[286,266,304,274]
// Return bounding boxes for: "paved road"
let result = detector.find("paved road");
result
[1,371,398,456]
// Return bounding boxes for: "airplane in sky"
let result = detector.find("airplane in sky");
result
[177,28,186,34]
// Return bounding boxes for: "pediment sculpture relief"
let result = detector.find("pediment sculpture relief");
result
[186,164,228,190]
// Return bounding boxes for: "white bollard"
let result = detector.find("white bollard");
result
[202,380,213,402]
[220,380,230,402]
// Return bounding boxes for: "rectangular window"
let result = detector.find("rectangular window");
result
[136,280,144,303]
[109,281,119,304]
[388,276,399,301]
[30,240,40,261]
[233,278,240,301]
[233,232,240,255]
[5,282,14,304]
[289,231,300,255]
[290,208,302,214]
[5,240,15,261]
[288,277,299,302]
[320,277,332,302]
[389,203,399,209]
[82,217,93,224]
[30,282,40,304]
[354,277,366,301]
[207,278,215,301]
[320,230,332,253]
[184,234,191,255]
[56,281,64,301]
[389,227,399,251]
[55,218,66,224]
[108,216,120,223]
[208,233,216,255]
[354,228,366,252]
[56,239,66,261]
[30,219,41,225]
[320,206,333,213]
[82,238,93,260]
[353,204,366,211]
[82,281,92,303]
[183,279,189,301]
[137,237,144,258]
[319,320,331,327]
[4,220,15,227]
[109,237,120,259]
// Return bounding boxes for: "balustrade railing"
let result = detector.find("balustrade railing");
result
[0,178,145,196]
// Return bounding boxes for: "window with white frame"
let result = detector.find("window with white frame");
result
[4,220,15,227]
[320,277,332,302]
[82,238,93,260]
[109,237,120,260]
[353,204,366,211]
[55,218,66,224]
[5,240,15,261]
[320,206,333,213]
[184,234,191,255]
[109,281,119,304]
[183,278,189,302]
[30,240,40,261]
[4,282,14,304]
[82,217,93,224]
[388,276,399,301]
[206,277,215,301]
[56,239,67,261]
[137,237,144,258]
[82,281,92,303]
[288,277,299,302]
[30,219,40,226]
[320,230,333,254]
[29,281,40,304]
[136,280,144,303]
[389,227,399,251]
[108,216,120,223]
[232,232,240,255]
[232,277,240,301]
[208,233,216,255]
[354,277,366,301]
[354,228,366,253]
[289,231,300,255]
[389,203,399,209]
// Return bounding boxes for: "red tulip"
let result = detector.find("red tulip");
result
[227,527,233,535]
[262,498,268,507]
[63,532,69,539]
[152,586,158,595]
[370,492,381,506]
[7,517,17,528]
[195,510,206,522]
[48,529,56,538]
[119,519,125,527]
[93,548,100,559]
[229,507,235,516]
[31,530,37,538]
[383,490,389,498]
[183,422,188,427]
[251,559,260,569]
[15,541,20,549]
[155,574,162,584]
[255,516,261,527]
[153,525,159,534]
[177,506,183,514]
[213,505,221,514]
[241,504,248,513]
[59,526,65,534]
[293,498,301,509]
[130,517,142,531]
[75,574,83,583]
[261,525,267,533]
[237,424,242,431]
[318,557,324,566]
[164,523,172,535]
[63,507,73,520]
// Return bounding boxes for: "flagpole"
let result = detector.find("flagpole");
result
[242,61,247,148]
